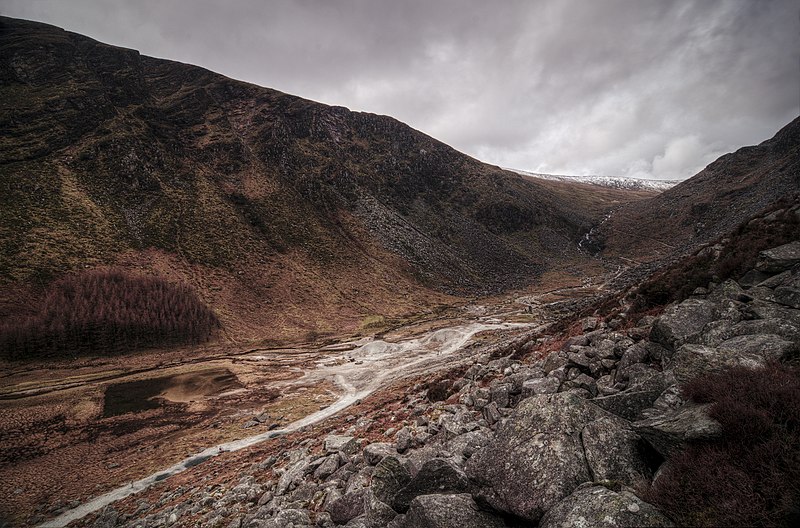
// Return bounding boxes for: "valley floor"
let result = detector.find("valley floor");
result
[0,260,612,527]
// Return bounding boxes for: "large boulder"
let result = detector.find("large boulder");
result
[774,285,800,309]
[582,416,653,486]
[650,299,719,350]
[670,333,794,384]
[749,301,800,333]
[370,456,411,504]
[717,333,795,358]
[387,494,505,528]
[755,241,800,273]
[465,392,606,522]
[325,435,359,456]
[539,485,674,528]
[391,458,473,513]
[592,369,669,421]
[633,403,722,457]
[327,489,367,524]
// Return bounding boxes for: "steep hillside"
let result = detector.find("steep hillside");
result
[0,17,649,347]
[597,117,800,261]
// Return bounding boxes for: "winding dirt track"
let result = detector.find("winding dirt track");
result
[38,321,527,528]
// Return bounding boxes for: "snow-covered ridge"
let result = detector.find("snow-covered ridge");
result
[504,168,680,192]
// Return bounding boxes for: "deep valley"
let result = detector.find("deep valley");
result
[1,14,799,528]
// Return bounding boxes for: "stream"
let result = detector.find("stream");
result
[38,321,526,528]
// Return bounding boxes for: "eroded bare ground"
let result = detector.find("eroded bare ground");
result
[0,262,617,527]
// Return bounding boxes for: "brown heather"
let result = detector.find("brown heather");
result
[629,202,799,312]
[0,269,218,359]
[644,363,800,527]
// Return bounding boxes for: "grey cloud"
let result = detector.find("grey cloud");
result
[3,0,797,180]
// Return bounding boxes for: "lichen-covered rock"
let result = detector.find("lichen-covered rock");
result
[387,494,505,528]
[326,489,367,524]
[543,350,569,373]
[539,485,674,528]
[275,457,311,495]
[444,430,491,461]
[324,435,359,456]
[582,416,653,486]
[363,443,396,465]
[489,383,511,408]
[395,427,413,453]
[650,299,719,349]
[592,369,668,421]
[314,454,340,480]
[717,333,795,358]
[755,241,800,273]
[347,490,397,528]
[521,376,561,396]
[370,456,410,504]
[633,403,722,457]
[391,458,473,513]
[670,334,794,384]
[465,392,607,522]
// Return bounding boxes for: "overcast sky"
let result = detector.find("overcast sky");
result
[3,0,798,180]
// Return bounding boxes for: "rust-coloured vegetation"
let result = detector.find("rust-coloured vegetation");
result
[0,269,218,359]
[629,203,799,312]
[644,363,800,527]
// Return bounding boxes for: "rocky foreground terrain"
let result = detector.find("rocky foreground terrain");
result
[72,219,800,527]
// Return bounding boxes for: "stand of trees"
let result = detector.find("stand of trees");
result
[0,269,219,360]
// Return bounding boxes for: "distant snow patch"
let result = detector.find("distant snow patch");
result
[504,168,680,192]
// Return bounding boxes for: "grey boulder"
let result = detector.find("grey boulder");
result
[465,392,606,522]
[391,458,473,513]
[387,494,505,528]
[650,299,719,350]
[539,485,674,528]
[582,416,653,486]
[634,403,722,457]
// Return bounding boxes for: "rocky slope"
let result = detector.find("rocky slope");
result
[68,223,799,527]
[596,116,800,261]
[0,17,652,346]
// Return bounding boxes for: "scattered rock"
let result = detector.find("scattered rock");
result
[371,456,411,504]
[363,443,396,466]
[521,376,561,396]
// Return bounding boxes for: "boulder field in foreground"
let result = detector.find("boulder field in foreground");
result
[79,240,799,528]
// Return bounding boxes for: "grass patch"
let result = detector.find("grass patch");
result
[361,314,387,330]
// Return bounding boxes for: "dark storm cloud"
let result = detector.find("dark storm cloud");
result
[3,0,798,179]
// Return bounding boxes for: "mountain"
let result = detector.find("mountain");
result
[0,17,652,345]
[596,117,800,261]
[506,168,678,192]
